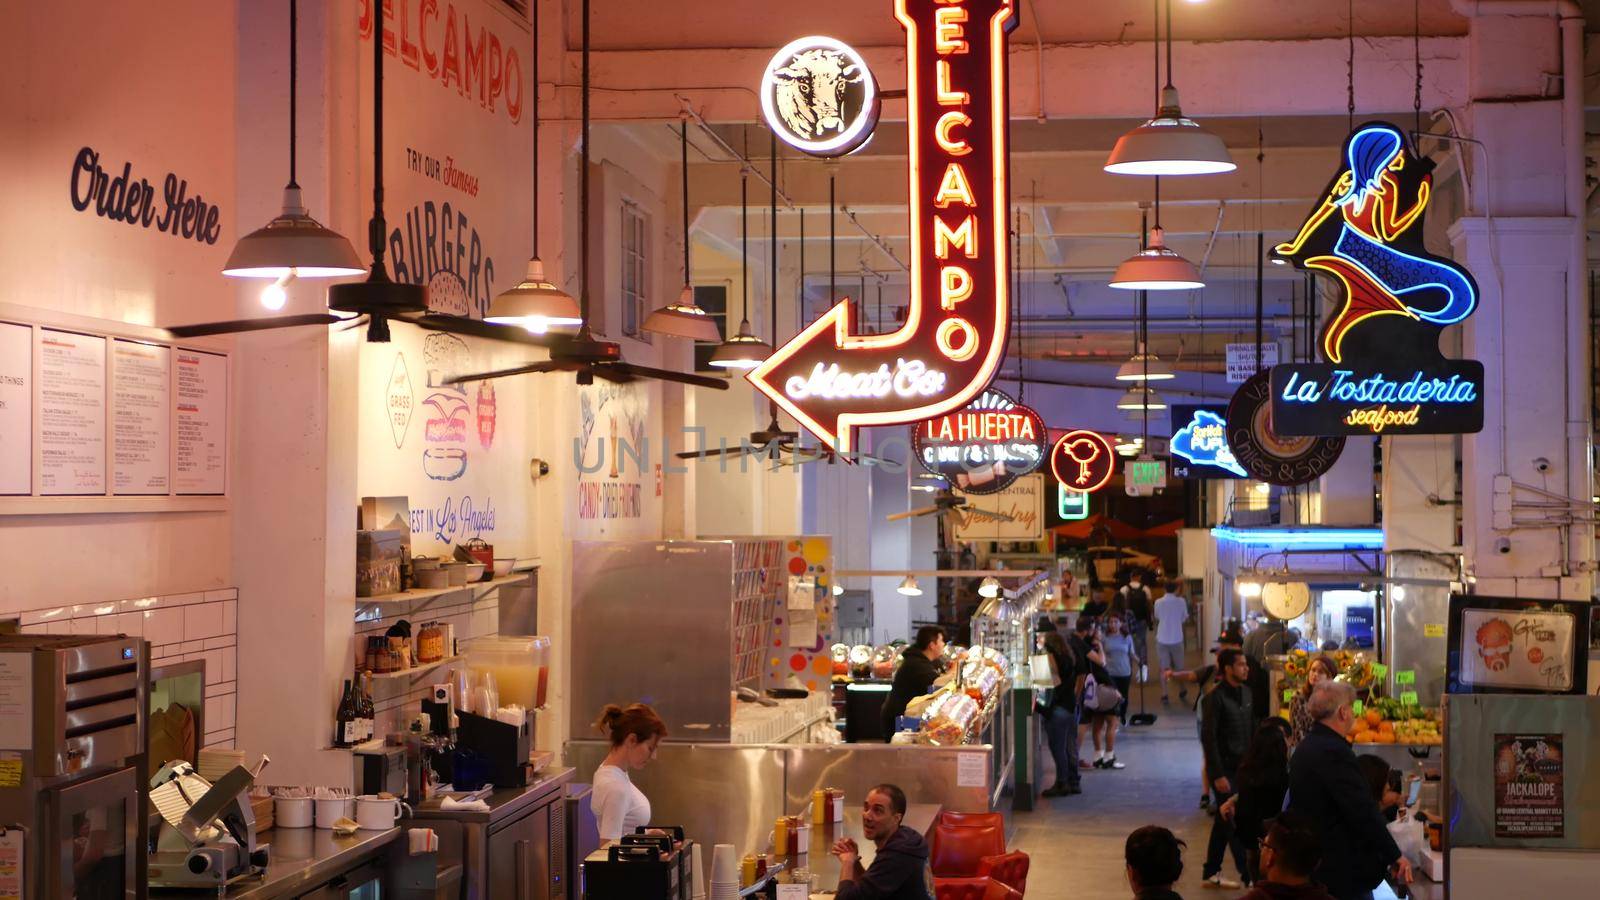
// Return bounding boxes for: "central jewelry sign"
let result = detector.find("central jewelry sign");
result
[749,0,1016,454]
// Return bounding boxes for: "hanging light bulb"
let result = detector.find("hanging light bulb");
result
[832,583,844,597]
[897,575,923,596]
[1117,386,1168,411]
[708,318,773,369]
[486,258,583,332]
[1104,0,1234,176]
[1236,579,1263,599]
[1115,343,1175,381]
[645,121,722,341]
[260,271,294,311]
[978,576,1001,598]
[225,1,364,280]
[1110,227,1203,291]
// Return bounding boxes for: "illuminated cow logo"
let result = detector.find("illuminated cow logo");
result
[761,37,880,158]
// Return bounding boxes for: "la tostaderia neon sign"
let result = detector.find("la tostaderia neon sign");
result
[1269,122,1485,436]
[748,0,1017,454]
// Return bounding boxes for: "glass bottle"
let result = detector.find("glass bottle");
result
[334,679,357,748]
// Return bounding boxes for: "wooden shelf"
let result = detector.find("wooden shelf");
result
[363,655,462,683]
[357,572,532,606]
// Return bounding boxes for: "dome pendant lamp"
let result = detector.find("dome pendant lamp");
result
[645,121,722,341]
[1104,0,1235,176]
[224,0,364,303]
[486,2,581,332]
[1116,344,1174,381]
[1110,194,1203,291]
[709,136,773,370]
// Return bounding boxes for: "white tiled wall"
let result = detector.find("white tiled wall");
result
[18,588,240,749]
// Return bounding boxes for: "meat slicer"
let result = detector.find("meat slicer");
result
[147,758,272,892]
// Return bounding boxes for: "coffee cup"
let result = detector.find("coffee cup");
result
[356,794,412,830]
[314,796,353,828]
[275,796,312,829]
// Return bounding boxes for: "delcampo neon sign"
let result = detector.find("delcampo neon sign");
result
[1050,430,1116,495]
[1170,404,1246,478]
[749,0,1016,454]
[912,388,1045,494]
[1269,122,1484,436]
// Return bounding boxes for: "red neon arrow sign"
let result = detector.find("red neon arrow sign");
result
[748,0,1016,454]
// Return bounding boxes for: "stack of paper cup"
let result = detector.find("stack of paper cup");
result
[709,844,739,900]
[689,842,706,900]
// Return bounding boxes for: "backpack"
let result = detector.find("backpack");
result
[1081,670,1123,712]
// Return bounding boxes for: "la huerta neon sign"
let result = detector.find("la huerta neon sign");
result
[1269,123,1484,436]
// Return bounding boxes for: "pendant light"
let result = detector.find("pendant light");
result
[224,0,364,304]
[709,134,773,369]
[897,575,923,597]
[485,2,581,332]
[1116,266,1175,379]
[1110,189,1202,291]
[1117,385,1168,412]
[978,576,1001,599]
[326,0,429,341]
[1104,0,1235,176]
[644,120,721,341]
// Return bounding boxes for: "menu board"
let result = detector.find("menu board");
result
[0,323,29,495]
[174,349,227,495]
[1460,608,1577,692]
[111,339,170,494]
[36,329,106,495]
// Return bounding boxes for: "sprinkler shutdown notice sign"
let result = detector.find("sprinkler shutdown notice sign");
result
[748,0,1017,453]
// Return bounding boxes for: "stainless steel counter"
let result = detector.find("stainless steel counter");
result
[149,826,400,900]
[403,767,575,900]
[786,803,941,893]
[406,767,575,825]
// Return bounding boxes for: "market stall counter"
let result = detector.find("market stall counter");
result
[149,826,401,900]
[402,767,574,900]
[764,803,942,893]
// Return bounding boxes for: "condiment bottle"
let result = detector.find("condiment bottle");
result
[812,789,827,824]
[741,854,757,888]
[785,816,799,857]
[755,853,768,880]
[774,817,789,857]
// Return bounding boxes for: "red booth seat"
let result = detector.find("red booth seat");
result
[934,876,1023,900]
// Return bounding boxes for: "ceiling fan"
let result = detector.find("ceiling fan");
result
[442,0,725,393]
[166,1,559,352]
[886,489,1017,525]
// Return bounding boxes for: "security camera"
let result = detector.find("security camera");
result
[1495,537,1512,555]
[1533,457,1551,474]
[529,458,550,482]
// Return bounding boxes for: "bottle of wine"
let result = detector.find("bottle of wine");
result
[358,673,376,743]
[335,679,357,748]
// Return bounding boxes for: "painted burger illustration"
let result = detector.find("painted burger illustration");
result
[1475,617,1514,672]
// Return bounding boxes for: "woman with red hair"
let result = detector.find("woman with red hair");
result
[590,703,668,842]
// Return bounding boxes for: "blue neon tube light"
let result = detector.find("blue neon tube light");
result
[1210,526,1384,548]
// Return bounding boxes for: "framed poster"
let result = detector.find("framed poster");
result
[1447,594,1590,695]
[1493,734,1564,839]
[952,473,1045,543]
[0,322,29,495]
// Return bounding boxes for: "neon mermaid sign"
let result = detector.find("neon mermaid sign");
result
[1268,122,1484,436]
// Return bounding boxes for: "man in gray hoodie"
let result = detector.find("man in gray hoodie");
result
[832,784,933,900]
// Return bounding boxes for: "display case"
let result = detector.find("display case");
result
[571,539,784,743]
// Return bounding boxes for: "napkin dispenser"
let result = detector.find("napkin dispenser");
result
[454,710,532,787]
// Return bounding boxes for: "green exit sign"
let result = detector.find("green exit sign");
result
[1125,458,1167,496]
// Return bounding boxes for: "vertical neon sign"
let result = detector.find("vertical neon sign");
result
[748,0,1016,454]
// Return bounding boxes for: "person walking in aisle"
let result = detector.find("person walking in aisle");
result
[1239,810,1338,900]
[1120,571,1153,665]
[1074,618,1124,770]
[1103,613,1139,732]
[1124,825,1187,900]
[1220,719,1293,883]
[1039,630,1083,797]
[1199,649,1257,889]
[1153,581,1189,706]
[1287,681,1411,900]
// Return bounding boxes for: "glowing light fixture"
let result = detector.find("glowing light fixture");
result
[487,8,580,333]
[1117,386,1167,411]
[978,576,1001,598]
[1391,585,1407,602]
[225,0,364,295]
[1115,343,1175,381]
[1104,0,1234,177]
[645,121,722,341]
[832,583,844,596]
[1209,526,1385,548]
[1110,227,1203,291]
[1236,580,1263,598]
[897,575,923,596]
[708,150,772,369]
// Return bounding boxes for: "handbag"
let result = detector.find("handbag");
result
[1029,653,1061,689]
[1082,672,1123,712]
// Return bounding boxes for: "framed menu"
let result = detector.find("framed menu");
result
[36,329,106,495]
[174,349,227,495]
[111,339,170,494]
[1447,594,1591,695]
[0,322,29,495]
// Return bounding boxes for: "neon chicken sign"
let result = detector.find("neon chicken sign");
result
[1268,122,1485,436]
[748,0,1016,454]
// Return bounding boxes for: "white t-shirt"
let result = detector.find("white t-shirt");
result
[1153,592,1189,645]
[591,764,652,842]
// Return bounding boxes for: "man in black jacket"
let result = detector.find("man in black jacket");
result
[832,784,933,900]
[1199,648,1257,889]
[1287,681,1411,900]
[879,626,946,741]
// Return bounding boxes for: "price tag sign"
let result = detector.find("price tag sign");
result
[1400,691,1419,706]
[1353,700,1365,716]
[1396,670,1416,685]
[1283,689,1295,704]
[1423,623,1446,638]
[1370,663,1388,678]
